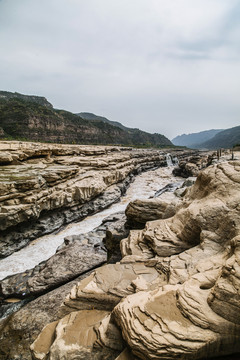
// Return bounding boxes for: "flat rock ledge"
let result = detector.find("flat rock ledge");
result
[30,160,240,360]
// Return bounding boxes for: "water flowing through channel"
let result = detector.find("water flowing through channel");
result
[0,166,182,280]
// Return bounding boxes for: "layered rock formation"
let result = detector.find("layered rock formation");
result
[0,141,173,257]
[173,151,213,177]
[30,160,240,359]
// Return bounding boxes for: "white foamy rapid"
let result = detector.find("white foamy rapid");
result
[0,167,181,280]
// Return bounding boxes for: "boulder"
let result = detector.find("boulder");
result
[125,198,178,228]
[103,212,130,263]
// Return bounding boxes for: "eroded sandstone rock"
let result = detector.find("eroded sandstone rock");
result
[0,212,129,302]
[0,270,95,360]
[0,241,107,299]
[125,198,178,228]
[30,310,121,360]
[33,160,240,359]
[0,141,170,257]
[173,151,213,178]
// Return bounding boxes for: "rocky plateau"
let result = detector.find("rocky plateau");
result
[30,159,240,359]
[1,141,236,360]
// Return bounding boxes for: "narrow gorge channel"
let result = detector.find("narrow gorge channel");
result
[3,143,238,360]
[0,165,182,280]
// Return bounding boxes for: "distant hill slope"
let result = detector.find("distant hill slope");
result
[78,112,171,147]
[78,112,128,131]
[0,90,53,108]
[198,126,240,149]
[0,93,172,147]
[172,129,223,148]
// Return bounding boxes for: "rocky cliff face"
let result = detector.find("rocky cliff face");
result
[0,90,53,108]
[29,160,240,360]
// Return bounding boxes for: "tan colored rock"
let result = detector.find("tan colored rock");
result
[94,313,124,351]
[125,198,178,227]
[113,161,240,359]
[30,310,122,360]
[30,321,58,360]
[0,141,169,257]
[32,159,240,360]
[208,235,240,325]
[60,261,165,316]
[0,270,95,360]
[47,160,240,359]
[0,151,13,164]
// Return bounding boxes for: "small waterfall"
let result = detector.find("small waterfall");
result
[166,153,173,166]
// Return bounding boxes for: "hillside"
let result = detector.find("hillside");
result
[78,112,171,147]
[0,90,52,108]
[172,129,223,148]
[0,92,172,147]
[198,125,240,149]
[78,112,127,130]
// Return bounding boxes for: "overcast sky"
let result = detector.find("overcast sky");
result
[0,0,239,139]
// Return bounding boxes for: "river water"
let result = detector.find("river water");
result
[0,166,182,280]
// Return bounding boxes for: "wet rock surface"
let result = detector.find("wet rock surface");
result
[30,160,240,360]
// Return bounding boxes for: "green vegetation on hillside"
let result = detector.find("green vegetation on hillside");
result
[199,126,240,149]
[0,90,52,108]
[78,112,171,147]
[0,92,172,147]
[172,129,224,148]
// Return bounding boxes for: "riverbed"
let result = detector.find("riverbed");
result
[0,166,182,280]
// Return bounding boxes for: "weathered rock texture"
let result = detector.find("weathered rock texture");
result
[125,198,178,228]
[31,160,240,359]
[173,151,213,177]
[0,213,127,301]
[0,141,174,257]
[0,270,96,360]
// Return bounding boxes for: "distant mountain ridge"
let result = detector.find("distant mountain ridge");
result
[199,126,240,149]
[0,91,172,147]
[172,126,240,149]
[78,112,128,131]
[78,112,171,147]
[172,129,224,148]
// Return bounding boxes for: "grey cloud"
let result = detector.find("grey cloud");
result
[0,0,239,139]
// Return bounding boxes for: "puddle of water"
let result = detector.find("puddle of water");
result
[0,167,182,280]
